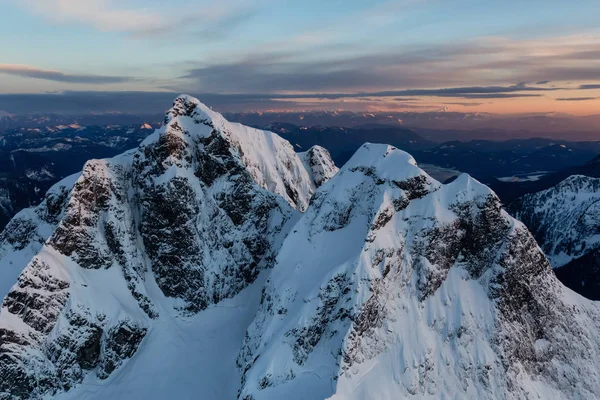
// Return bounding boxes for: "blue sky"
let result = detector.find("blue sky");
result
[0,0,599,113]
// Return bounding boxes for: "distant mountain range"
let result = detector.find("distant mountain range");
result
[3,109,599,141]
[225,110,600,136]
[489,154,600,204]
[0,124,155,229]
[0,114,163,132]
[265,123,433,166]
[1,116,599,232]
[510,175,600,300]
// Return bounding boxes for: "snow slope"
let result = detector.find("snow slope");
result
[0,95,337,399]
[54,275,266,400]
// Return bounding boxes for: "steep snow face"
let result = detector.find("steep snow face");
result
[510,175,600,268]
[238,144,600,400]
[0,95,336,399]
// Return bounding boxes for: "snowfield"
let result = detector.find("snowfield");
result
[54,274,266,400]
[1,96,600,400]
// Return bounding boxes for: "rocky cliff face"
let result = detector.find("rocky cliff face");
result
[0,95,337,399]
[0,174,78,300]
[510,175,600,299]
[237,144,600,400]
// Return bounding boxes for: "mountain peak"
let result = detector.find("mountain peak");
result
[334,143,431,194]
[237,142,600,400]
[165,94,224,126]
[344,143,418,172]
[145,95,339,211]
[0,96,338,399]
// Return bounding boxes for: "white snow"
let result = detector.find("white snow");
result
[52,274,265,400]
[0,95,340,400]
[25,167,55,181]
[237,145,507,400]
[299,146,339,187]
[146,95,327,211]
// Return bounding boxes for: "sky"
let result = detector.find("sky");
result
[0,0,599,114]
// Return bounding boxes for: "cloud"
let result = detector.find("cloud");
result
[175,50,562,95]
[556,97,599,101]
[200,84,554,100]
[580,84,600,90]
[434,93,543,99]
[0,64,134,84]
[443,102,486,107]
[0,87,548,115]
[14,0,259,37]
[0,91,300,114]
[168,33,600,95]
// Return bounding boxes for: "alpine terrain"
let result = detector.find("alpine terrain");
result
[1,96,599,400]
[510,175,600,300]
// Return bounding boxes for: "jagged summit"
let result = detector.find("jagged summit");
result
[299,146,338,188]
[142,94,334,211]
[165,94,226,126]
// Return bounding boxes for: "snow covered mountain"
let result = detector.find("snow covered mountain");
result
[237,144,600,400]
[1,96,600,400]
[0,95,337,399]
[510,175,600,299]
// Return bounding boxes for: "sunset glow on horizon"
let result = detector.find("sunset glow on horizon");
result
[0,0,599,116]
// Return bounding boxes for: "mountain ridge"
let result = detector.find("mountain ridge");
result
[237,143,600,400]
[1,96,599,400]
[0,95,337,399]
